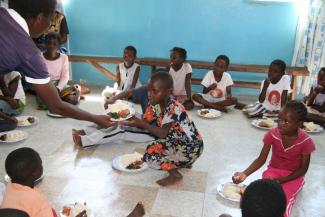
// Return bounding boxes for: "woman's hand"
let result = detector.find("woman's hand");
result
[232,172,247,184]
[92,115,117,128]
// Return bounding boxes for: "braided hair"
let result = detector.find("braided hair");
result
[284,101,307,122]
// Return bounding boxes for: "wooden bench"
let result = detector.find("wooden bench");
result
[69,55,309,100]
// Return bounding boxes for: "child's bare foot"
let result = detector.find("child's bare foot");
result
[127,202,145,217]
[72,129,85,147]
[156,169,183,186]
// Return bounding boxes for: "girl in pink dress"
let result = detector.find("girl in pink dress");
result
[232,101,315,217]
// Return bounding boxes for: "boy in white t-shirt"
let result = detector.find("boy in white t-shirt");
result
[192,55,237,113]
[244,59,291,118]
[168,47,194,110]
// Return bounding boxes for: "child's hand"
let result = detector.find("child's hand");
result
[119,116,144,128]
[232,172,247,184]
[209,83,218,90]
[9,116,18,124]
[104,98,116,109]
[263,78,270,89]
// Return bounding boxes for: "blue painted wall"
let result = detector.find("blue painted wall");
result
[64,0,299,94]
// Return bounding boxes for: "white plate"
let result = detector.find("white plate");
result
[0,130,28,143]
[112,155,148,173]
[303,123,324,133]
[16,116,39,127]
[105,100,135,121]
[47,111,64,118]
[217,182,246,202]
[197,109,221,119]
[251,119,277,130]
[4,173,44,184]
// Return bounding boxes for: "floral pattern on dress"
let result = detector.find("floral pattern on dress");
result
[143,97,204,170]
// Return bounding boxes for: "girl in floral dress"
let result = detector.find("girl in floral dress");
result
[120,72,203,186]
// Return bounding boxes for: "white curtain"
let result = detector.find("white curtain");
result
[292,0,325,95]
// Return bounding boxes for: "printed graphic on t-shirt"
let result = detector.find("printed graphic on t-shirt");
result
[268,90,281,106]
[210,87,223,98]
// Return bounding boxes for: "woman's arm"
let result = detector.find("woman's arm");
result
[131,66,140,88]
[233,144,271,183]
[275,154,311,184]
[185,73,192,100]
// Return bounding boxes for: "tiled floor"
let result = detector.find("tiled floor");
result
[0,87,324,217]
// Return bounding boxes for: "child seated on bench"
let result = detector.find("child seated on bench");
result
[192,55,237,113]
[305,67,325,126]
[116,46,141,91]
[243,59,290,118]
[168,47,194,110]
[120,72,203,186]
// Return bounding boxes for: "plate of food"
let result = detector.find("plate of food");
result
[303,122,323,133]
[217,182,246,202]
[251,118,277,130]
[105,100,135,121]
[61,202,90,217]
[16,116,39,127]
[0,130,28,143]
[112,152,148,173]
[197,109,221,119]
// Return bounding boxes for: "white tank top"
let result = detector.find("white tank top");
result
[118,63,141,91]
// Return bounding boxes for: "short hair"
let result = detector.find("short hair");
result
[124,46,137,57]
[170,47,187,60]
[5,147,41,184]
[0,209,29,217]
[215,55,230,66]
[271,59,286,75]
[151,72,173,89]
[284,101,307,122]
[9,0,56,19]
[241,179,286,217]
[45,32,61,44]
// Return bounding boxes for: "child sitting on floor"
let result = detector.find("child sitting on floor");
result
[0,147,56,217]
[0,71,25,116]
[120,72,204,186]
[243,59,290,118]
[305,67,325,126]
[219,179,286,217]
[37,33,81,110]
[168,47,194,110]
[116,46,141,91]
[192,55,237,113]
[232,101,315,217]
[0,148,145,217]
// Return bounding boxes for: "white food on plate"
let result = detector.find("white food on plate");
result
[3,131,24,142]
[303,122,317,132]
[17,117,32,126]
[223,185,243,201]
[107,101,130,113]
[199,109,220,118]
[257,118,274,128]
[120,152,143,168]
